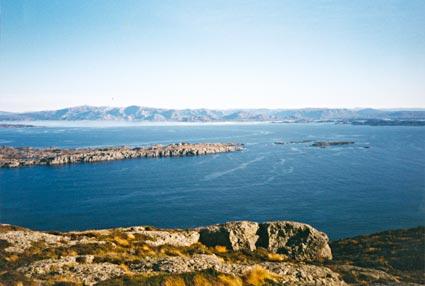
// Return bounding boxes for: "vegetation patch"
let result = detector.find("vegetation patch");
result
[329,226,425,284]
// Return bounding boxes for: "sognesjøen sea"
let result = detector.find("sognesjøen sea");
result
[0,122,424,239]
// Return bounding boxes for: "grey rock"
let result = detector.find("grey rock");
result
[152,254,224,273]
[124,226,200,247]
[199,221,259,251]
[260,262,347,286]
[18,256,125,286]
[197,221,332,261]
[0,228,68,253]
[256,221,332,261]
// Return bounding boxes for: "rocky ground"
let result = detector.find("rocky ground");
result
[329,227,425,285]
[0,222,423,286]
[0,143,242,168]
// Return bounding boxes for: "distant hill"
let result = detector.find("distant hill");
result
[0,106,424,122]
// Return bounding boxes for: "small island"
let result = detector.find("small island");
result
[347,119,425,126]
[273,140,355,148]
[311,141,355,148]
[0,143,243,168]
[0,123,36,128]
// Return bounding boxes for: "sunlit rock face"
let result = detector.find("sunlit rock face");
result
[198,221,332,261]
[256,221,332,261]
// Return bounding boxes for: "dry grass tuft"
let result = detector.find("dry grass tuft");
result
[126,233,136,240]
[266,252,287,262]
[5,255,19,263]
[193,274,213,286]
[244,265,278,286]
[47,275,80,285]
[113,236,130,247]
[136,248,156,257]
[119,263,133,276]
[214,246,227,253]
[217,274,243,286]
[162,276,186,286]
[67,250,79,257]
[159,246,186,257]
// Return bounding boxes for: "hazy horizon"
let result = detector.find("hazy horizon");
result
[1,0,424,111]
[2,105,425,114]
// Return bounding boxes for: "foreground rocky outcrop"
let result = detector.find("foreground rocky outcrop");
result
[0,223,423,286]
[0,142,242,168]
[329,226,425,285]
[198,221,332,261]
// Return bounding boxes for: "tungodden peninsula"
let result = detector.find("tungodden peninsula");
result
[0,143,242,168]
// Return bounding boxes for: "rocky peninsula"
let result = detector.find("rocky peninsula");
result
[0,221,423,285]
[0,143,242,168]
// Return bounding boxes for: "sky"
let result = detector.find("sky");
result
[0,0,424,112]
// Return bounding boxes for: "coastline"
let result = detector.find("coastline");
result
[0,120,276,128]
[2,119,424,129]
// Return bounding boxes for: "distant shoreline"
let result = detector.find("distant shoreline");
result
[0,120,274,128]
[0,123,36,128]
[1,119,424,128]
[1,106,424,124]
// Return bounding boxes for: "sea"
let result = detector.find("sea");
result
[0,121,424,239]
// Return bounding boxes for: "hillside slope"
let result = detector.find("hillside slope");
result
[0,222,423,285]
[1,106,424,122]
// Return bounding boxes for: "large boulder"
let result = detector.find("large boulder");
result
[256,221,332,261]
[198,221,259,251]
[197,221,332,261]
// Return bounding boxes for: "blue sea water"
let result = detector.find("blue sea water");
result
[0,122,424,239]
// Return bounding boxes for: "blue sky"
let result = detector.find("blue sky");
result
[0,0,424,111]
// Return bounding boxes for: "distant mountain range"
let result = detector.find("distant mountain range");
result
[1,106,424,122]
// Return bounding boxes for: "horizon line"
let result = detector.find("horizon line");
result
[2,105,425,114]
